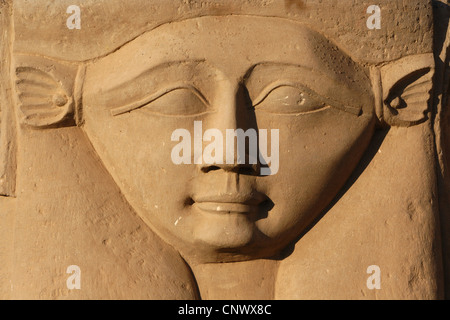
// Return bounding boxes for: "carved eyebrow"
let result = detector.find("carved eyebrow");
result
[95,59,214,113]
[244,62,352,84]
[244,62,316,80]
[104,59,207,94]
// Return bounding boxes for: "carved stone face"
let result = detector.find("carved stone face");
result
[82,16,377,263]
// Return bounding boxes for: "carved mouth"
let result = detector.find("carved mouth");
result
[191,191,268,215]
[194,202,258,214]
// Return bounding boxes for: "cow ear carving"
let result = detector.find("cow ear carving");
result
[371,54,434,127]
[14,55,81,128]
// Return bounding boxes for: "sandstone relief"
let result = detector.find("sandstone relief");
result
[1,0,450,300]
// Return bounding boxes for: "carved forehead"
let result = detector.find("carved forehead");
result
[86,16,370,91]
[12,0,434,64]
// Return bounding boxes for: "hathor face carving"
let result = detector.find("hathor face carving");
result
[81,16,377,263]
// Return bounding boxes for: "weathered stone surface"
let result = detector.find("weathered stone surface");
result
[1,0,449,300]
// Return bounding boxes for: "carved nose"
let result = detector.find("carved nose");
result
[200,162,259,176]
[198,82,259,175]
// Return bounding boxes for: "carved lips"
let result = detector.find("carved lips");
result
[192,190,267,215]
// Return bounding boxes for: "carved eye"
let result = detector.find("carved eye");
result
[111,85,209,117]
[253,84,327,114]
[141,87,208,116]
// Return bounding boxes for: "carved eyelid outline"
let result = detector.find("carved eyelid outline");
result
[252,82,328,115]
[252,80,361,116]
[110,82,210,116]
[253,80,322,106]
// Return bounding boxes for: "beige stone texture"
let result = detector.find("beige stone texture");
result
[0,0,449,300]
